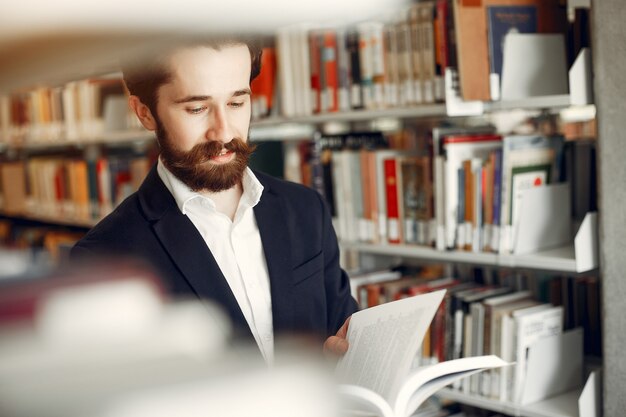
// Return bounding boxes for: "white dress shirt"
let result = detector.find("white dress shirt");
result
[157,159,274,362]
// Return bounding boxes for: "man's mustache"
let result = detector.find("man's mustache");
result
[168,138,256,169]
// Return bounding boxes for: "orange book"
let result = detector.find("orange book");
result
[73,160,90,218]
[250,47,277,118]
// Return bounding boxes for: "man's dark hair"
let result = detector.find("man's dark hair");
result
[121,35,262,115]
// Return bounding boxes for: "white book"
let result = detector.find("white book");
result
[512,305,563,404]
[276,27,296,117]
[337,290,509,417]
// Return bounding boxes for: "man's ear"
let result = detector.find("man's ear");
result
[128,95,158,131]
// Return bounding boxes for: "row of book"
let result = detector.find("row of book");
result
[255,0,590,117]
[297,128,596,254]
[348,267,601,404]
[0,152,152,221]
[0,77,141,145]
[264,1,450,119]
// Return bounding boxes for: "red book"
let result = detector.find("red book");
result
[54,164,65,203]
[384,158,401,244]
[443,134,502,144]
[308,32,321,113]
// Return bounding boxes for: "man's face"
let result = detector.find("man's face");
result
[154,44,254,192]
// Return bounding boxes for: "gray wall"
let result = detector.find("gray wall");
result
[591,0,626,414]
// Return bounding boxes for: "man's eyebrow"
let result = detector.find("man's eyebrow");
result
[174,88,251,104]
[233,88,252,97]
[174,95,211,104]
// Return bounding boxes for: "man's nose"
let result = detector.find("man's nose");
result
[205,107,231,144]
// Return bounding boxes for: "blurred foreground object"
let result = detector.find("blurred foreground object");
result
[0,259,339,417]
[0,0,410,92]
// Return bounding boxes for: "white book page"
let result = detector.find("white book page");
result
[336,290,446,405]
[338,384,394,417]
[395,356,508,417]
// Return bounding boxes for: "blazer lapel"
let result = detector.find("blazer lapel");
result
[253,184,295,334]
[137,166,250,333]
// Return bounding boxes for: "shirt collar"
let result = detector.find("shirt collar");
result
[157,158,264,215]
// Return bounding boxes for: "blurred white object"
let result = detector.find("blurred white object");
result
[0,249,50,280]
[0,0,410,39]
[0,270,339,417]
[98,363,338,417]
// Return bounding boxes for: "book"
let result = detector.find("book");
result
[486,5,537,100]
[498,134,564,254]
[336,290,509,417]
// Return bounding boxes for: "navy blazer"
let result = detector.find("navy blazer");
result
[72,166,357,345]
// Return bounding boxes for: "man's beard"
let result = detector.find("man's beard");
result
[157,123,256,193]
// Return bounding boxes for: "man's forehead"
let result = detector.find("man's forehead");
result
[161,44,251,95]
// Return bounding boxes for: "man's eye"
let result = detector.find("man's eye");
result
[186,106,206,114]
[229,102,244,108]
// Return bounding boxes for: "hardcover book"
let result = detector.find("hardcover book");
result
[487,6,537,99]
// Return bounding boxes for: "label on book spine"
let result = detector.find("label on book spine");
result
[434,76,445,102]
[373,84,385,108]
[405,219,416,244]
[413,80,424,104]
[424,80,435,103]
[351,85,362,108]
[401,80,415,105]
[359,219,369,242]
[388,219,400,243]
[379,214,388,243]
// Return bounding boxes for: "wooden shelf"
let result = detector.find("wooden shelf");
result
[436,387,581,417]
[341,242,590,273]
[0,130,155,151]
[0,210,99,229]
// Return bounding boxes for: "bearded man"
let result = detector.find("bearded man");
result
[71,37,356,363]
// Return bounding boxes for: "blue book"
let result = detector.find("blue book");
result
[492,148,502,227]
[487,6,537,85]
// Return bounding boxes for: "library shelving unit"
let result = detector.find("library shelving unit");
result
[256,94,597,417]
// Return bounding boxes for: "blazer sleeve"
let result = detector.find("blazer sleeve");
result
[318,190,359,335]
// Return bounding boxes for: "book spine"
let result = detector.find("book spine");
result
[346,29,363,109]
[384,158,401,244]
[322,30,339,113]
[308,31,322,114]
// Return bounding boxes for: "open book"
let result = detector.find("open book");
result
[336,290,509,417]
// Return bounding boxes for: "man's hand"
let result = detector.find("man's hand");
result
[323,316,351,356]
